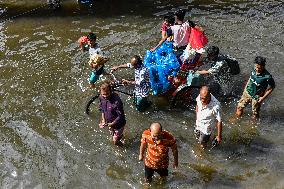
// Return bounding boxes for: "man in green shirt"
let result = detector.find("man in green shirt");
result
[236,56,275,119]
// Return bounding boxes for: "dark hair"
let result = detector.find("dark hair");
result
[132,55,143,65]
[187,20,196,27]
[166,28,173,37]
[100,81,112,92]
[207,46,219,58]
[200,85,211,94]
[164,14,175,25]
[174,9,186,21]
[87,32,97,41]
[254,56,266,66]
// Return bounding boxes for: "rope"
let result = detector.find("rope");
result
[0,3,49,24]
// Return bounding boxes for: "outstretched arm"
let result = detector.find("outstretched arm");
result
[111,64,129,72]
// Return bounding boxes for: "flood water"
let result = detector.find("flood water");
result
[0,0,284,188]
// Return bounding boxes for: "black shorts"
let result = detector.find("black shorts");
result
[145,166,168,181]
[194,129,211,144]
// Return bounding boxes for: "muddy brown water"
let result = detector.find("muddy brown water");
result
[0,0,283,188]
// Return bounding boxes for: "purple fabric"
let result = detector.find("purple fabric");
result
[99,93,126,129]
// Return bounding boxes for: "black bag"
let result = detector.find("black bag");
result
[224,55,240,75]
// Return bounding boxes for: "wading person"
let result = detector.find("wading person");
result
[195,86,222,149]
[111,55,151,112]
[99,82,126,146]
[236,56,275,119]
[195,46,239,96]
[139,122,178,183]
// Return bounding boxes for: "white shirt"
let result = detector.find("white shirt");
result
[170,21,191,48]
[195,94,221,135]
[88,44,102,57]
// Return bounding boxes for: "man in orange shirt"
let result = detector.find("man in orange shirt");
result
[139,122,178,183]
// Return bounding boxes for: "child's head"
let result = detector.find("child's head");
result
[164,14,175,26]
[89,54,109,68]
[87,32,97,45]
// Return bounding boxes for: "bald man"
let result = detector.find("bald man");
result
[111,55,151,112]
[139,123,178,183]
[195,86,222,149]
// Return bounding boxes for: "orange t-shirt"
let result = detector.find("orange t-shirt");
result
[141,129,176,169]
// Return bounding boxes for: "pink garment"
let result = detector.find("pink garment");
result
[161,22,168,32]
[170,22,191,48]
[189,28,208,50]
[78,36,88,44]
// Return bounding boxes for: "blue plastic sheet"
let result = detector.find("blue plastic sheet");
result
[144,41,180,95]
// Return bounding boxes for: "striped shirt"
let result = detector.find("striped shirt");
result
[141,129,176,169]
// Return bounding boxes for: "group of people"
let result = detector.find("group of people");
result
[77,9,275,184]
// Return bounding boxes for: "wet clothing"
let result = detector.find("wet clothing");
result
[89,43,102,57]
[126,63,151,98]
[89,65,105,84]
[99,93,126,129]
[195,94,221,135]
[237,68,275,116]
[170,21,192,48]
[201,54,233,95]
[161,22,168,32]
[246,69,275,100]
[145,166,168,182]
[237,90,261,116]
[194,129,211,144]
[134,97,151,112]
[141,129,176,169]
[109,126,124,142]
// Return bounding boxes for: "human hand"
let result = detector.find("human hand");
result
[258,96,265,104]
[216,135,222,144]
[150,48,155,52]
[111,66,118,72]
[121,79,129,85]
[173,161,178,169]
[138,154,144,161]
[99,122,108,128]
[168,76,174,81]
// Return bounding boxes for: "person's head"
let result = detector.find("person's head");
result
[164,14,175,26]
[100,82,112,99]
[174,9,186,22]
[200,86,211,105]
[207,46,219,61]
[130,55,143,69]
[87,32,97,45]
[254,56,266,74]
[150,122,163,142]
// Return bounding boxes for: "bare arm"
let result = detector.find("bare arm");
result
[151,36,167,52]
[111,63,129,72]
[196,70,210,74]
[139,142,147,161]
[171,143,178,168]
[258,87,274,103]
[216,121,222,143]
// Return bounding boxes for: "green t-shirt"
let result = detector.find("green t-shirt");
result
[246,69,275,100]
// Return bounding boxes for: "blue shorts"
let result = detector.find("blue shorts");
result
[89,72,99,84]
[134,97,151,112]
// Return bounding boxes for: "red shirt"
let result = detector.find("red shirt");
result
[141,129,176,169]
[161,22,168,32]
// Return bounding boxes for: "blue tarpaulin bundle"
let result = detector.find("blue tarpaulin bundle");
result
[144,41,180,95]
